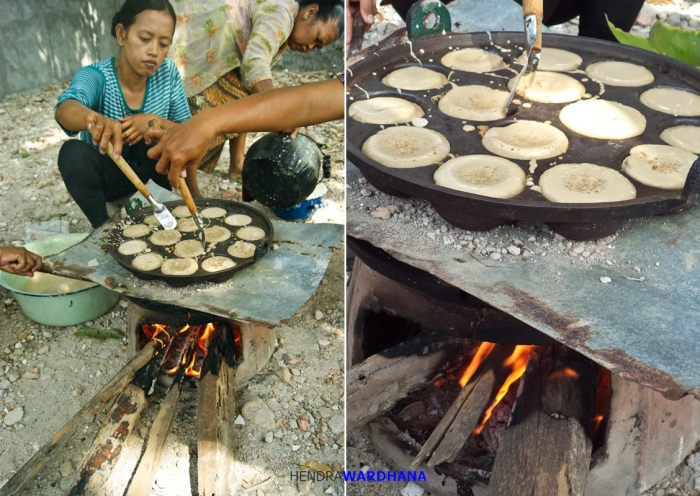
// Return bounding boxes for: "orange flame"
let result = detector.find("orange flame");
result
[473,345,534,435]
[459,342,496,388]
[592,414,604,434]
[548,367,579,380]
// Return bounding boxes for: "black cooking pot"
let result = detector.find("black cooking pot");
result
[242,132,330,209]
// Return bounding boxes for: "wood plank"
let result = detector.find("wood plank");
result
[197,328,237,496]
[347,332,469,432]
[67,383,149,495]
[0,342,155,496]
[487,346,597,496]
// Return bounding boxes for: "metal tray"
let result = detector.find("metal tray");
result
[108,199,273,287]
[346,31,700,239]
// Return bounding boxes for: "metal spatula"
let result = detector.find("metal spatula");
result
[106,142,177,230]
[503,0,543,116]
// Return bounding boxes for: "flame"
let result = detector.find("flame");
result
[592,414,604,433]
[459,342,496,388]
[548,367,580,380]
[473,345,534,435]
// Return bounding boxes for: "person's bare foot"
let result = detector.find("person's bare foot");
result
[228,154,245,180]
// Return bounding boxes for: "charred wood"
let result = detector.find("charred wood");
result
[413,345,516,469]
[348,332,470,432]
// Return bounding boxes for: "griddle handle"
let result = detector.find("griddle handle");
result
[406,0,452,39]
[523,0,543,53]
[681,157,700,205]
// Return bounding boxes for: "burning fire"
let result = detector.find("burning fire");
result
[141,322,240,378]
[473,345,533,435]
[459,342,496,388]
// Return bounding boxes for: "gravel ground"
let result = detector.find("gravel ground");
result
[0,69,345,495]
[346,1,700,495]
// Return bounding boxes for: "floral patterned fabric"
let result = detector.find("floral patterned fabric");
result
[170,0,299,97]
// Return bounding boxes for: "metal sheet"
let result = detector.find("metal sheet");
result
[347,163,700,400]
[46,215,343,327]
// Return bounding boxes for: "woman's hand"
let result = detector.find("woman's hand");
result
[119,114,158,146]
[86,113,124,159]
[0,247,43,277]
[145,113,216,189]
[346,0,377,44]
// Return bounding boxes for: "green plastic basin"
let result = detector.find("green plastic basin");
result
[0,233,120,326]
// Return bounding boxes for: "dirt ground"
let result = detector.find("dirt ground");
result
[0,69,345,495]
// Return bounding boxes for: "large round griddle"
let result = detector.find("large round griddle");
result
[108,199,273,287]
[347,32,700,239]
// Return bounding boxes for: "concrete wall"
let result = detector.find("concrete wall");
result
[0,0,122,99]
[0,1,344,100]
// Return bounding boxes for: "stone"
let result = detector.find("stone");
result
[278,367,292,384]
[234,415,246,426]
[59,460,74,478]
[240,397,276,430]
[297,419,310,432]
[600,276,612,284]
[401,482,425,496]
[370,207,391,220]
[264,432,274,443]
[4,407,23,426]
[327,414,344,435]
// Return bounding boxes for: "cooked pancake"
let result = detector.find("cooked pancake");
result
[348,97,424,124]
[161,258,198,276]
[131,253,163,271]
[201,256,236,272]
[441,48,506,73]
[438,85,509,121]
[640,88,700,116]
[174,239,205,258]
[361,126,451,168]
[200,206,228,218]
[224,214,253,226]
[227,240,256,258]
[118,240,148,256]
[434,155,526,199]
[482,121,569,160]
[381,66,448,90]
[171,205,191,218]
[176,217,198,232]
[585,61,654,87]
[122,224,151,238]
[204,225,231,243]
[517,47,582,71]
[660,125,700,154]
[622,144,698,190]
[236,226,266,241]
[507,71,586,104]
[559,99,646,139]
[540,163,637,203]
[143,215,160,227]
[149,229,182,246]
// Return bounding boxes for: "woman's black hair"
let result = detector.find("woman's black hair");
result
[298,0,345,37]
[111,0,177,38]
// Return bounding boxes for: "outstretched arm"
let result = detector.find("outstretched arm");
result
[146,78,344,188]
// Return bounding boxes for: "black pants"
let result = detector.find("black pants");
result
[384,0,646,42]
[57,139,171,228]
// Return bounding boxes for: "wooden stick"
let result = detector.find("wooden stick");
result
[0,342,156,496]
[124,380,183,496]
[67,382,150,495]
[347,333,469,432]
[368,417,459,496]
[197,331,237,496]
[412,345,516,469]
[487,346,596,496]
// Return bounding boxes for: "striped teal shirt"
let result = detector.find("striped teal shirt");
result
[56,57,191,145]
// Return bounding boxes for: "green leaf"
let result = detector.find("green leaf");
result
[75,327,124,340]
[21,151,30,158]
[648,22,700,68]
[606,16,658,53]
